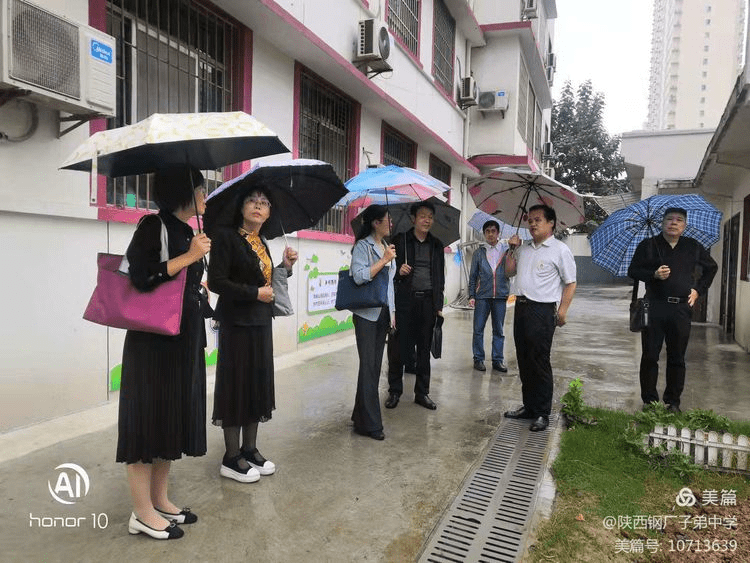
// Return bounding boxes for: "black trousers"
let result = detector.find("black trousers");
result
[639,300,692,407]
[351,307,389,433]
[388,292,436,397]
[514,299,556,417]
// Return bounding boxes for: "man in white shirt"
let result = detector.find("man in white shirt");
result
[504,205,577,431]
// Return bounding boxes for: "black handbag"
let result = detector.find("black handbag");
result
[431,315,444,359]
[629,279,649,332]
[335,244,390,311]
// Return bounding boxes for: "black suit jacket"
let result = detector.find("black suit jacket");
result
[393,228,445,314]
[208,227,274,327]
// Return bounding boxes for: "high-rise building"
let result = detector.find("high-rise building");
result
[647,0,746,130]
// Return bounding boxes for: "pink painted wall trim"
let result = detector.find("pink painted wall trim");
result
[98,207,150,224]
[257,0,477,175]
[292,64,302,158]
[298,230,354,244]
[469,154,530,168]
[479,21,532,33]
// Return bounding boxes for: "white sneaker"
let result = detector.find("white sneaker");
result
[220,456,260,483]
[243,448,276,476]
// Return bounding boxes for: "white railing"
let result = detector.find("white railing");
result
[643,424,750,472]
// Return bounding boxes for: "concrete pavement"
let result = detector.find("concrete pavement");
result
[1,285,749,562]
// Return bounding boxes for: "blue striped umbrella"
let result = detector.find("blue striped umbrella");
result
[590,194,722,277]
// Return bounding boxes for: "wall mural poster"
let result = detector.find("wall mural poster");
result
[299,252,353,342]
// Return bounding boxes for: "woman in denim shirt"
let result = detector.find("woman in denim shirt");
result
[350,205,396,440]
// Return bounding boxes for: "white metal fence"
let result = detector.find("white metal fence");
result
[644,424,750,472]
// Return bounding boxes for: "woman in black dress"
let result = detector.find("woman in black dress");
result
[208,186,298,483]
[117,166,211,540]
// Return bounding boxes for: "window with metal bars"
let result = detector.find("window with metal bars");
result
[387,0,420,57]
[517,61,529,142]
[382,123,416,168]
[428,154,450,185]
[432,0,455,95]
[429,154,451,203]
[297,67,357,234]
[105,0,238,209]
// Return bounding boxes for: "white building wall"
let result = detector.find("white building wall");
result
[0,0,549,431]
[468,37,523,157]
[620,129,715,196]
[647,0,745,130]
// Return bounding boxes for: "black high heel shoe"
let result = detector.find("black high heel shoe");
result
[155,507,198,524]
[128,512,184,539]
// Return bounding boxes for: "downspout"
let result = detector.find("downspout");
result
[460,37,473,294]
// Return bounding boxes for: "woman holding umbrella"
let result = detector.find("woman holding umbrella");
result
[118,165,211,540]
[349,205,396,440]
[208,184,298,482]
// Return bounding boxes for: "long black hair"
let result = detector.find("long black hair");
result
[355,204,388,243]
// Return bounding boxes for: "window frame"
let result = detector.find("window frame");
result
[387,0,421,61]
[97,0,247,220]
[381,122,417,168]
[294,63,360,238]
[431,0,455,97]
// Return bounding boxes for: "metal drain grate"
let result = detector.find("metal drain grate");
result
[419,414,557,563]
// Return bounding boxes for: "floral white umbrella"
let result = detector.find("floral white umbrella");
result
[468,167,587,231]
[60,112,288,176]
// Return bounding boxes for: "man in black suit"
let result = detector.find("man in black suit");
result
[385,201,445,411]
[628,207,717,413]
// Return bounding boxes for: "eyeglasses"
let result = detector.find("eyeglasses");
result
[247,197,272,209]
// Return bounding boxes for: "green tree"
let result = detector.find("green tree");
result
[551,80,630,225]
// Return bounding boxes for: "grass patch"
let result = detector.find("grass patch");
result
[527,406,750,562]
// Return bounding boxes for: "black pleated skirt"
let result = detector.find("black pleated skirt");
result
[116,305,207,464]
[212,323,275,428]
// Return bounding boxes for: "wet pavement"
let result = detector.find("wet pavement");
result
[1,285,749,562]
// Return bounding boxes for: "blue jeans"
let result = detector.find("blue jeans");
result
[472,298,507,363]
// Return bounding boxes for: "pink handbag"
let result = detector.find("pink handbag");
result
[83,217,187,335]
[83,253,187,335]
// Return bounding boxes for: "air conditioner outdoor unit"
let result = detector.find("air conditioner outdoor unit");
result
[0,0,116,116]
[354,18,392,73]
[523,0,538,18]
[459,76,478,106]
[546,52,556,69]
[546,65,554,86]
[542,141,554,160]
[477,90,509,112]
[543,165,555,178]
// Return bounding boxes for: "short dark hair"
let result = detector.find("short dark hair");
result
[153,165,204,213]
[482,219,500,233]
[528,204,556,229]
[410,200,435,217]
[663,207,687,220]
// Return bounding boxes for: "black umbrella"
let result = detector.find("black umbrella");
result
[350,196,461,246]
[204,159,348,240]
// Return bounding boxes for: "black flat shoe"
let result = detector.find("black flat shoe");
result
[473,361,486,371]
[354,428,385,440]
[529,416,549,432]
[385,393,400,409]
[504,405,535,419]
[415,395,437,410]
[128,513,184,539]
[492,362,508,373]
[155,507,197,525]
